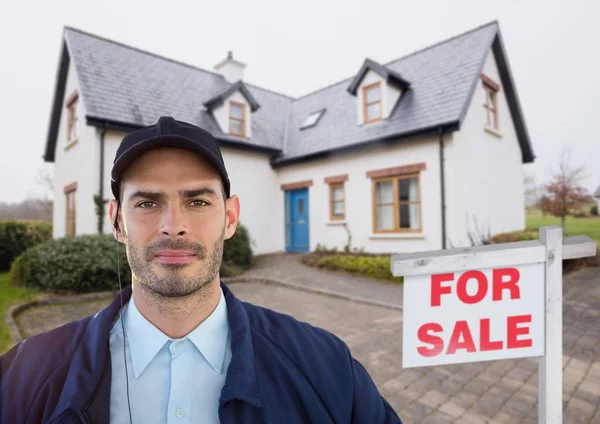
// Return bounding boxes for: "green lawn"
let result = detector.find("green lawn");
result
[526,215,600,245]
[0,272,40,354]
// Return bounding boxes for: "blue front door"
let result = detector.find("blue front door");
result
[285,188,309,252]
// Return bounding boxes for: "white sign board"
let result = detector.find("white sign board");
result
[403,263,545,368]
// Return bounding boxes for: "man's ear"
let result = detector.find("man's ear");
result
[224,195,240,240]
[108,199,122,242]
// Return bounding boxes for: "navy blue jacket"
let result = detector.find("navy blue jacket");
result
[1,283,402,423]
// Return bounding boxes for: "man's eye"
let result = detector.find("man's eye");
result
[138,201,156,208]
[191,200,208,207]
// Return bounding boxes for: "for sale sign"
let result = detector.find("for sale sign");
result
[402,263,545,368]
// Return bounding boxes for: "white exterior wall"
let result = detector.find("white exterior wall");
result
[447,50,526,247]
[212,91,252,138]
[52,58,100,239]
[220,147,282,254]
[356,70,402,125]
[277,136,445,254]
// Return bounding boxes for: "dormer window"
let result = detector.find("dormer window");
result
[204,80,259,138]
[347,59,410,126]
[229,101,246,137]
[363,82,382,124]
[300,109,326,130]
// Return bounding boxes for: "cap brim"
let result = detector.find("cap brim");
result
[111,135,229,200]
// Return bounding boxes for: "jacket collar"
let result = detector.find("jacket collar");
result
[48,285,129,422]
[49,281,265,421]
[219,282,266,409]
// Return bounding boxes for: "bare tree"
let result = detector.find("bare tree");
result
[523,172,542,208]
[35,167,54,198]
[540,146,593,230]
[34,167,54,219]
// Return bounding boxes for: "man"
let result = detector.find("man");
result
[1,117,402,423]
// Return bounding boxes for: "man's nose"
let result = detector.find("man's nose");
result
[159,204,189,237]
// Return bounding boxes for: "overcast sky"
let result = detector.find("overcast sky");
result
[0,0,598,203]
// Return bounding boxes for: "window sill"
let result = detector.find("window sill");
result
[369,233,425,240]
[484,126,503,138]
[360,118,385,127]
[64,139,79,151]
[326,221,347,226]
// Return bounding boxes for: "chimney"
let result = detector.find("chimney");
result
[214,51,246,83]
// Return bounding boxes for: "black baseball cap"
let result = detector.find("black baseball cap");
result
[111,116,230,201]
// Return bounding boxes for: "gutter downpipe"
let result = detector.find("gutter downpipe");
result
[439,126,447,250]
[98,123,107,234]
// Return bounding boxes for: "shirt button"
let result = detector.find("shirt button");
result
[176,407,185,418]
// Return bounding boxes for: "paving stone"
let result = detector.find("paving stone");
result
[438,401,467,418]
[455,411,489,424]
[419,389,450,409]
[574,382,600,405]
[490,411,516,423]
[421,411,455,424]
[402,401,434,422]
[566,397,597,420]
[451,391,479,410]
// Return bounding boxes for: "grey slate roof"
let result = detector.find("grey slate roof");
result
[347,58,411,95]
[594,186,600,198]
[281,22,500,162]
[45,21,534,166]
[62,28,290,152]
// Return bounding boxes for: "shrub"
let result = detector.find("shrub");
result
[0,220,52,271]
[222,223,253,269]
[591,204,598,216]
[11,223,254,292]
[11,234,130,293]
[489,229,539,244]
[316,254,403,284]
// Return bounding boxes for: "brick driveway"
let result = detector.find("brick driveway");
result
[231,254,600,423]
[13,254,600,422]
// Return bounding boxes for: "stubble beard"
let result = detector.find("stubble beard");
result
[124,225,225,300]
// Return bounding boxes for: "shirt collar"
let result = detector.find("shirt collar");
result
[186,287,230,374]
[123,286,230,379]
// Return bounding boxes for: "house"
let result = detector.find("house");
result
[594,186,600,215]
[44,21,535,255]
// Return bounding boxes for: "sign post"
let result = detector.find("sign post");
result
[390,226,597,424]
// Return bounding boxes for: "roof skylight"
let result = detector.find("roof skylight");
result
[300,109,325,130]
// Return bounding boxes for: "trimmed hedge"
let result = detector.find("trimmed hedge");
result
[11,234,131,293]
[316,254,403,284]
[489,229,538,244]
[222,224,253,270]
[0,220,52,271]
[11,223,254,292]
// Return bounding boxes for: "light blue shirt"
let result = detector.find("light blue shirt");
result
[109,288,232,424]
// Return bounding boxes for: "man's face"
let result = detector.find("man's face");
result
[110,147,239,298]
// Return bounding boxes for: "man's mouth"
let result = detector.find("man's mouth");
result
[154,250,197,264]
